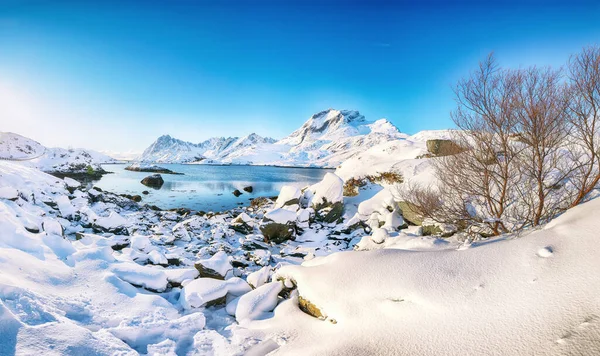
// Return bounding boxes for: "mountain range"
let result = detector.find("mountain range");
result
[136,109,407,167]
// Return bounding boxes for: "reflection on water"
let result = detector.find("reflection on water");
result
[98,164,331,211]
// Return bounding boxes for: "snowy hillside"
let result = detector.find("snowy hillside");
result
[0,132,116,173]
[136,109,408,167]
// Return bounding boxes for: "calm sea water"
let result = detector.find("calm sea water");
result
[97,164,331,211]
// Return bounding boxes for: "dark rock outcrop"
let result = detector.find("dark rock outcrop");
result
[141,174,164,188]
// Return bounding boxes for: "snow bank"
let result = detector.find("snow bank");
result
[235,281,283,323]
[266,198,600,355]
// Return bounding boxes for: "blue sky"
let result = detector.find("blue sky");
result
[1,0,599,152]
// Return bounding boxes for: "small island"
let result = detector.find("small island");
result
[124,163,183,175]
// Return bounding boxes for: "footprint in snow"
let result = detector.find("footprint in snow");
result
[537,246,553,258]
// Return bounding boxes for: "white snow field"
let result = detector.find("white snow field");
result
[0,129,599,356]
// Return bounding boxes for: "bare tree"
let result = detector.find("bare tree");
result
[512,66,573,226]
[568,46,600,207]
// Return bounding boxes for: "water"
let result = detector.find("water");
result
[97,164,332,211]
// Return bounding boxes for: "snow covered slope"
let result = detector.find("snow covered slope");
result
[258,197,600,355]
[136,109,407,167]
[0,132,115,173]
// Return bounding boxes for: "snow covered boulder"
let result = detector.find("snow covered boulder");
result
[194,251,232,280]
[93,211,128,234]
[63,177,81,193]
[235,281,283,323]
[247,266,271,289]
[307,173,344,223]
[230,212,254,235]
[0,186,19,201]
[260,208,298,243]
[42,218,64,236]
[179,277,251,309]
[140,174,164,188]
[275,186,302,208]
[421,218,457,237]
[111,263,169,292]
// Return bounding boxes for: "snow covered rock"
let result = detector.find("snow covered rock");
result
[235,281,283,323]
[42,218,64,236]
[111,263,169,292]
[179,277,252,309]
[93,212,128,234]
[0,186,18,200]
[260,208,298,244]
[230,212,254,235]
[275,186,302,208]
[148,250,169,266]
[247,266,271,289]
[194,251,232,280]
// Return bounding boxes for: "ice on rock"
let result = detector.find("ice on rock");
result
[179,277,251,309]
[235,281,283,323]
[275,186,302,208]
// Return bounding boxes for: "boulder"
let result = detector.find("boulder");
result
[142,190,150,195]
[232,189,243,197]
[314,201,344,224]
[243,186,253,193]
[426,139,463,156]
[298,295,326,320]
[260,222,295,244]
[397,201,423,226]
[230,213,254,235]
[141,174,164,188]
[131,195,142,202]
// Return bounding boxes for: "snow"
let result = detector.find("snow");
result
[94,211,127,230]
[63,177,81,189]
[0,132,115,173]
[179,277,251,309]
[235,281,283,323]
[111,263,169,292]
[275,186,302,208]
[135,109,406,168]
[0,186,18,200]
[1,141,599,355]
[266,198,600,355]
[264,208,298,224]
[196,251,232,277]
[247,266,271,288]
[307,172,344,206]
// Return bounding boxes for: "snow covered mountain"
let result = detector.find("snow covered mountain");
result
[137,133,277,164]
[0,132,116,173]
[137,109,406,167]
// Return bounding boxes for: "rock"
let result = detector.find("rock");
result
[141,174,164,188]
[275,186,301,208]
[426,139,463,156]
[131,195,142,202]
[422,218,457,237]
[142,190,150,195]
[298,295,326,320]
[315,201,344,223]
[260,222,295,244]
[250,197,271,209]
[230,213,254,235]
[232,189,243,197]
[194,251,232,280]
[397,201,423,226]
[125,164,183,175]
[243,186,253,193]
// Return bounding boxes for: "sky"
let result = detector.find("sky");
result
[1,0,600,153]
